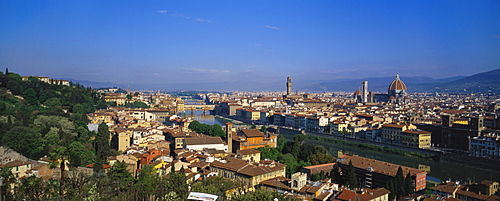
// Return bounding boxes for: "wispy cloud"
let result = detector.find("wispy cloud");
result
[182,68,229,73]
[493,35,500,39]
[265,25,280,30]
[158,10,211,23]
[254,44,263,46]
[195,18,211,23]
[264,50,276,52]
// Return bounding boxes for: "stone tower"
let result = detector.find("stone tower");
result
[225,123,233,153]
[362,81,368,103]
[291,172,307,191]
[286,76,292,96]
[442,115,454,127]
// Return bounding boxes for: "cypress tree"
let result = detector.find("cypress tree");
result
[94,123,110,176]
[386,180,395,201]
[331,163,344,185]
[345,160,357,189]
[170,161,175,174]
[395,166,406,198]
[405,172,414,195]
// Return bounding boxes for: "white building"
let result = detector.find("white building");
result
[470,136,500,160]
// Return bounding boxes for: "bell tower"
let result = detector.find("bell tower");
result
[286,76,292,96]
[225,123,233,153]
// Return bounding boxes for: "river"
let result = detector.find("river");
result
[185,111,500,183]
[184,110,225,126]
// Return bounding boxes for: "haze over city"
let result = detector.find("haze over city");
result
[1,1,499,88]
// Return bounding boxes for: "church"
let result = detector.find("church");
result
[354,74,408,104]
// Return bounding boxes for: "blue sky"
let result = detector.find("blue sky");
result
[1,0,499,85]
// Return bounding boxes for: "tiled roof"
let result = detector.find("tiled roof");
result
[240,129,264,138]
[237,149,261,155]
[185,137,225,145]
[210,158,285,177]
[339,154,425,177]
[1,160,31,168]
[260,176,292,191]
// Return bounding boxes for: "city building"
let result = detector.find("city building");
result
[470,136,500,160]
[338,154,427,192]
[402,129,432,148]
[354,74,408,104]
[416,115,484,150]
[209,158,286,187]
[231,129,278,153]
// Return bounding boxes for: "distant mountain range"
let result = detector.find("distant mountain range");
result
[65,68,500,93]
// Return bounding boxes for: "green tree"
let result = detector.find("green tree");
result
[14,175,44,200]
[167,171,189,198]
[72,103,85,114]
[278,153,300,175]
[345,160,358,189]
[260,125,267,134]
[107,161,135,197]
[23,88,39,106]
[277,135,286,152]
[293,134,307,143]
[132,101,149,108]
[386,179,395,201]
[1,126,43,159]
[330,163,344,185]
[135,164,157,200]
[310,153,336,165]
[257,146,281,161]
[405,172,414,195]
[395,166,406,198]
[43,97,62,109]
[48,145,74,197]
[0,167,16,199]
[94,123,111,176]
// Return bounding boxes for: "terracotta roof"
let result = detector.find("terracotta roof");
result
[210,158,286,177]
[1,160,31,168]
[388,74,407,91]
[382,124,406,128]
[260,176,293,191]
[339,154,425,177]
[240,129,264,138]
[85,163,112,169]
[303,163,336,170]
[185,137,225,145]
[237,149,261,155]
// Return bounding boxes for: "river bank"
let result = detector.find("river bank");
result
[205,113,500,181]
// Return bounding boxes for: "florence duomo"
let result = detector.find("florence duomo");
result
[354,74,408,105]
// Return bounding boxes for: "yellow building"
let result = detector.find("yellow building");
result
[330,120,349,133]
[232,129,277,152]
[245,110,261,121]
[89,111,116,125]
[381,123,417,144]
[402,129,432,148]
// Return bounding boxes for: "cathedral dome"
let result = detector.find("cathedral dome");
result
[388,74,407,91]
